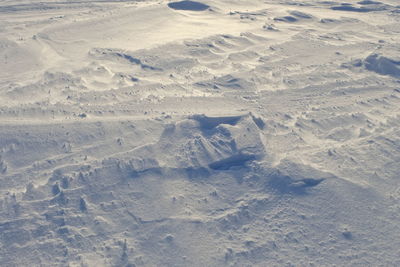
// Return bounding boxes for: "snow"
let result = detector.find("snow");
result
[1,0,400,266]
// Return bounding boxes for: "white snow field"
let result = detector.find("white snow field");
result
[1,0,400,266]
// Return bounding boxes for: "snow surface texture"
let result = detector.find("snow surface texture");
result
[1,0,400,266]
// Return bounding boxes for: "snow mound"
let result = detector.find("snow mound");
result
[331,2,388,12]
[364,54,400,78]
[89,48,162,71]
[114,113,266,173]
[274,16,298,23]
[289,10,313,19]
[274,10,314,23]
[343,53,400,78]
[167,1,210,11]
[266,159,332,193]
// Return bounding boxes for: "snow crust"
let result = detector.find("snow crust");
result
[1,0,400,265]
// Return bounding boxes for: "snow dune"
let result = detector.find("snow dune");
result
[1,0,400,266]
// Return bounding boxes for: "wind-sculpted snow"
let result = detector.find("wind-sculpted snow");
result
[168,1,210,11]
[1,116,399,266]
[106,114,266,173]
[1,0,400,265]
[364,54,400,78]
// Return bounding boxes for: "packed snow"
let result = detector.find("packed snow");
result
[1,0,400,266]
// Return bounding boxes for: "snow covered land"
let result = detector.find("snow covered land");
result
[1,0,400,266]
